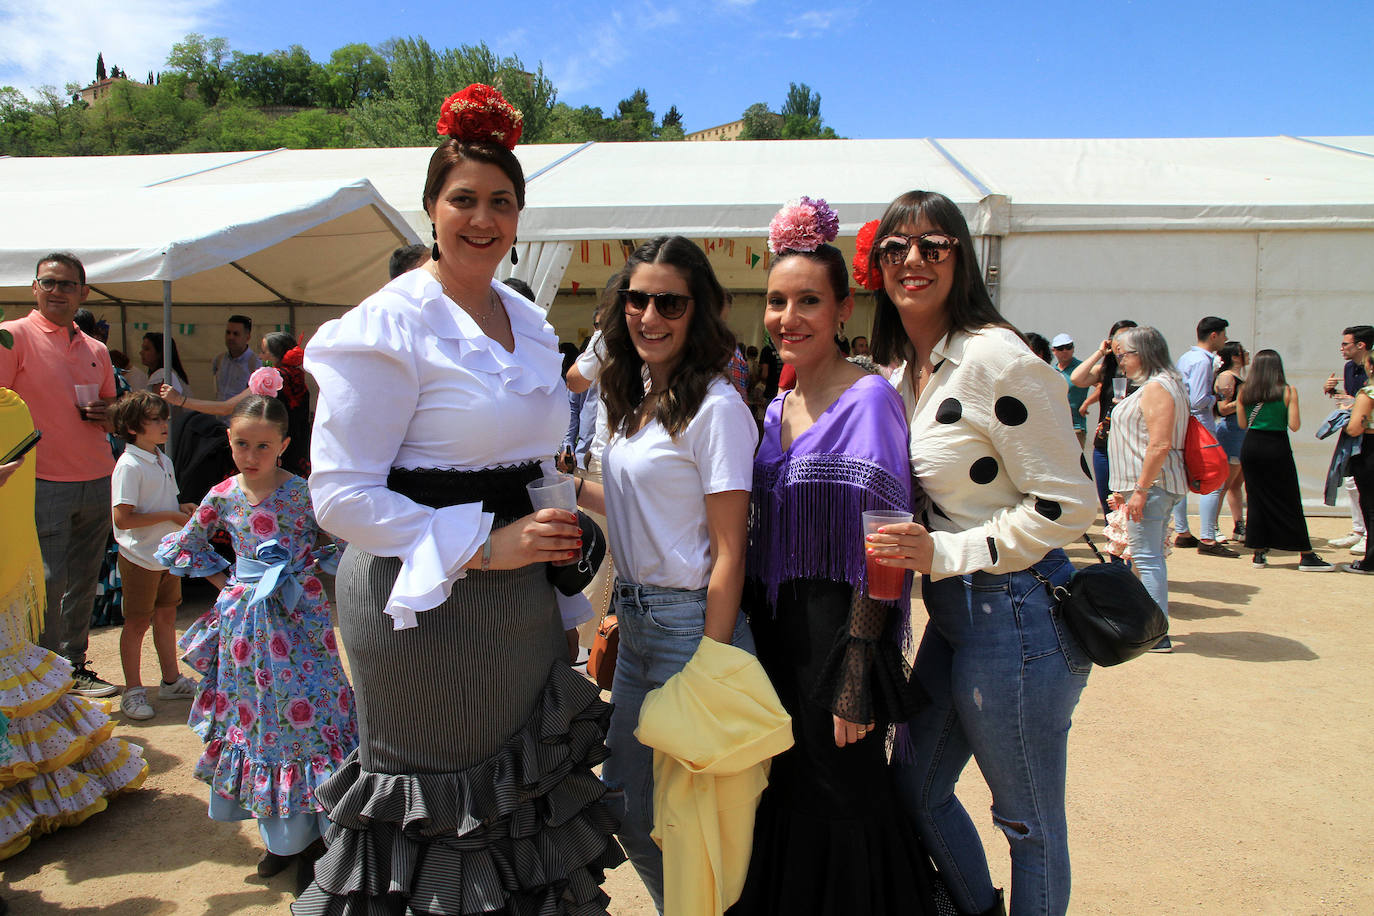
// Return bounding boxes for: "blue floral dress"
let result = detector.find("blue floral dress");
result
[157,474,357,840]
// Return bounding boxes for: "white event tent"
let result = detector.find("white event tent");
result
[2,136,1372,511]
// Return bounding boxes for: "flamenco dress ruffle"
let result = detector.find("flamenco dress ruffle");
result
[294,662,625,916]
[0,606,148,861]
[729,579,941,916]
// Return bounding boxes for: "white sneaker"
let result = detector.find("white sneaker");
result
[158,674,197,700]
[1329,532,1363,548]
[120,687,155,720]
[1351,538,1366,556]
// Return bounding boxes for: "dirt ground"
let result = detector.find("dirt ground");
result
[4,514,1371,915]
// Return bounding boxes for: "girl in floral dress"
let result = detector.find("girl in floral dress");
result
[157,388,357,889]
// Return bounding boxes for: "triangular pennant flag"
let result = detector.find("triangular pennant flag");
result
[580,240,590,263]
[750,254,761,268]
[571,281,581,294]
[602,242,613,266]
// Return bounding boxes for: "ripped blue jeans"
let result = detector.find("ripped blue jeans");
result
[893,549,1090,916]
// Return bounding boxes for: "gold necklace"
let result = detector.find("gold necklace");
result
[434,271,498,322]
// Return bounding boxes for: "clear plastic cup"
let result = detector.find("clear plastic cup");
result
[527,475,578,565]
[74,383,100,419]
[863,509,913,600]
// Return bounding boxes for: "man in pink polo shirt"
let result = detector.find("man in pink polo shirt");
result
[0,253,119,697]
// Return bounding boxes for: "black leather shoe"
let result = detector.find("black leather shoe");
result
[1197,541,1239,557]
[256,849,294,878]
[1174,533,1200,548]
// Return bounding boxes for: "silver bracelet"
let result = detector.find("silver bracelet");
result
[480,533,493,571]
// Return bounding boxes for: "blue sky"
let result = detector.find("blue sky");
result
[1,0,1369,139]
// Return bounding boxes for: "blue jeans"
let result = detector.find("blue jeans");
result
[894,550,1090,916]
[1092,447,1111,517]
[1129,486,1182,617]
[601,580,755,914]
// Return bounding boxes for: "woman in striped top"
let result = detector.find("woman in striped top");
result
[1105,325,1188,650]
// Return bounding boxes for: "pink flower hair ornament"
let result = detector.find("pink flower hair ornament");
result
[248,367,283,397]
[767,196,840,255]
[436,84,524,150]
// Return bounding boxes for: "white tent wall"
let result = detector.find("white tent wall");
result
[998,228,1374,515]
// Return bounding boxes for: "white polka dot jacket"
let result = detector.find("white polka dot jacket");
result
[891,326,1097,579]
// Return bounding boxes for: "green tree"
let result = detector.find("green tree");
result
[96,52,107,82]
[227,46,324,107]
[165,34,230,106]
[541,102,607,142]
[606,88,653,141]
[0,87,38,156]
[28,85,91,155]
[738,102,781,140]
[322,43,389,108]
[779,81,838,139]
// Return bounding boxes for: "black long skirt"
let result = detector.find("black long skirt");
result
[728,579,941,916]
[1241,428,1312,552]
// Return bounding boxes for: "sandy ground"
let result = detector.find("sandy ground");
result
[4,513,1371,915]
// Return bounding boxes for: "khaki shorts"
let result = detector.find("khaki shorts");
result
[118,555,182,621]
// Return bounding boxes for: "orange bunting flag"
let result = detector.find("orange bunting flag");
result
[602,242,613,266]
[745,245,752,266]
[580,240,590,263]
[726,240,736,257]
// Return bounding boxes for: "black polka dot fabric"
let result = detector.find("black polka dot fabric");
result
[931,502,950,520]
[986,537,999,564]
[994,396,1028,426]
[935,398,962,424]
[1080,454,1092,479]
[969,456,999,485]
[1034,497,1063,521]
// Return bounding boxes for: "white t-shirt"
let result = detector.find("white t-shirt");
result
[111,443,182,571]
[601,376,758,589]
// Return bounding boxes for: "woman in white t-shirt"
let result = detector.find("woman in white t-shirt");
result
[576,236,758,911]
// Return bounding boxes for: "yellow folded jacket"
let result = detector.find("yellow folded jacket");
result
[636,637,794,916]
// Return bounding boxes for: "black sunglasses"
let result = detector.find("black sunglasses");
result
[35,278,82,293]
[619,289,693,320]
[876,232,959,266]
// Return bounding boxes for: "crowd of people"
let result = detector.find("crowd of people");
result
[0,83,1365,916]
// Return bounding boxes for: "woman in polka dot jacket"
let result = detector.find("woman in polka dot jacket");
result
[863,190,1097,916]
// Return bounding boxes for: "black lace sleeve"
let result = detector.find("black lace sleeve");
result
[812,588,924,726]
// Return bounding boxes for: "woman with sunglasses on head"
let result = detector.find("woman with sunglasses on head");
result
[297,85,622,915]
[861,191,1096,916]
[574,236,758,912]
[1104,325,1190,649]
[729,199,937,915]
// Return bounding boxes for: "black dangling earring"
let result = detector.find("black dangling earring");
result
[431,224,440,262]
[510,234,519,265]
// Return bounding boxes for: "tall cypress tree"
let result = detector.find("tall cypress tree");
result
[96,52,107,81]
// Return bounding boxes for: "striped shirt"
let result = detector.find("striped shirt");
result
[1107,372,1189,494]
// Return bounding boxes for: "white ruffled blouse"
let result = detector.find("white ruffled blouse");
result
[306,270,591,630]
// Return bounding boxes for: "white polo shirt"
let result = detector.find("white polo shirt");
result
[111,443,182,571]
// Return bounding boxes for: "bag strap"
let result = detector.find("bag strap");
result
[1030,533,1102,605]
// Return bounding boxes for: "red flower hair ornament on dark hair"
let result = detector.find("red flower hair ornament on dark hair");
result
[436,84,523,150]
[851,219,884,291]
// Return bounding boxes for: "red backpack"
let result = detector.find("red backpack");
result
[1183,416,1229,493]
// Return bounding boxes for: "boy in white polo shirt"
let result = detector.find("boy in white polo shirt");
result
[109,391,198,719]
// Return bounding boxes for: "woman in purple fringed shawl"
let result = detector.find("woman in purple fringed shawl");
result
[728,200,939,916]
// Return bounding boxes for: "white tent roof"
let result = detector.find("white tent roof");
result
[0,177,418,306]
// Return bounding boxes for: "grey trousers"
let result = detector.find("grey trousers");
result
[35,477,112,665]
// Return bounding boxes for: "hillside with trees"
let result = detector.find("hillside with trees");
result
[0,35,839,155]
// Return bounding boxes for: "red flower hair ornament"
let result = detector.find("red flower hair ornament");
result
[851,219,884,291]
[436,84,523,150]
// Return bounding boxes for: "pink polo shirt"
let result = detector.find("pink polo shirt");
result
[0,309,116,482]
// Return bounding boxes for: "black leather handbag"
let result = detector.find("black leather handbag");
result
[1033,535,1168,666]
[546,510,607,597]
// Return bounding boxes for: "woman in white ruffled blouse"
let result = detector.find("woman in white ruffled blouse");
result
[296,86,624,915]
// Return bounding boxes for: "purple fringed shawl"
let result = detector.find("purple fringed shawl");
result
[746,374,914,610]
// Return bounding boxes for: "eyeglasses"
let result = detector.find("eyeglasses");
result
[35,278,82,293]
[876,233,959,266]
[1052,344,1074,351]
[619,289,693,320]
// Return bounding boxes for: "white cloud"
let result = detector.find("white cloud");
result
[544,8,681,96]
[0,0,221,94]
[785,9,840,39]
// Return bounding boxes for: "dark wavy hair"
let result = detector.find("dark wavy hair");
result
[143,332,189,387]
[1241,349,1288,406]
[867,190,1016,367]
[771,243,849,301]
[601,236,735,438]
[109,390,168,442]
[423,138,526,213]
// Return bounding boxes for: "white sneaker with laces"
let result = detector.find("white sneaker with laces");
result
[1329,532,1363,548]
[120,687,155,720]
[1351,538,1366,556]
[158,675,197,700]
